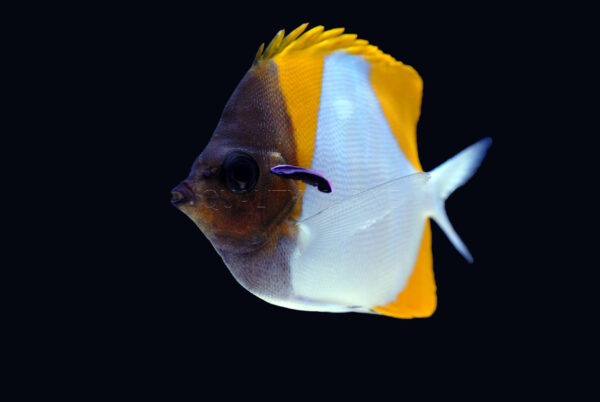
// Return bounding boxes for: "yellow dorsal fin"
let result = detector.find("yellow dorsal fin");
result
[253,23,409,69]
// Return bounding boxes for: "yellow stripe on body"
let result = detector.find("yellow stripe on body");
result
[273,50,325,220]
[370,60,437,318]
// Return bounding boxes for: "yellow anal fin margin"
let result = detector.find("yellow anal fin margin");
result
[373,220,436,318]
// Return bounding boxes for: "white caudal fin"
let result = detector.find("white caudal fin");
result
[429,137,492,263]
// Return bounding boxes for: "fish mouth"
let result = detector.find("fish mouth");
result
[171,181,196,206]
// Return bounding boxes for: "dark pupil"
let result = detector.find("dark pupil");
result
[231,162,251,187]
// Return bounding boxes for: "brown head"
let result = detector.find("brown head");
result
[171,61,300,255]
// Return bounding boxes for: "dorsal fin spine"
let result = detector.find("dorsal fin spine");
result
[264,29,285,59]
[253,43,265,64]
[316,27,345,42]
[289,25,325,51]
[279,23,309,50]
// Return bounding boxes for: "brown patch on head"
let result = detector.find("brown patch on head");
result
[173,60,300,254]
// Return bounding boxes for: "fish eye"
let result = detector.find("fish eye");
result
[222,151,259,194]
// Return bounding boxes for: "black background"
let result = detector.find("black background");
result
[14,2,576,395]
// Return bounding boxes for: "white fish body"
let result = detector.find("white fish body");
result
[271,51,491,312]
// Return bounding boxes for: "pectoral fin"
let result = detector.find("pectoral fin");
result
[270,165,333,193]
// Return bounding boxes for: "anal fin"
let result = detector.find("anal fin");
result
[373,220,437,318]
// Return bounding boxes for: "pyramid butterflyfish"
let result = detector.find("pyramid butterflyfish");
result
[172,24,491,318]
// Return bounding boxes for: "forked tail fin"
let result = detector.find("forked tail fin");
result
[429,137,492,263]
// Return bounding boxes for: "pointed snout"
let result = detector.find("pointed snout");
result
[171,180,196,206]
